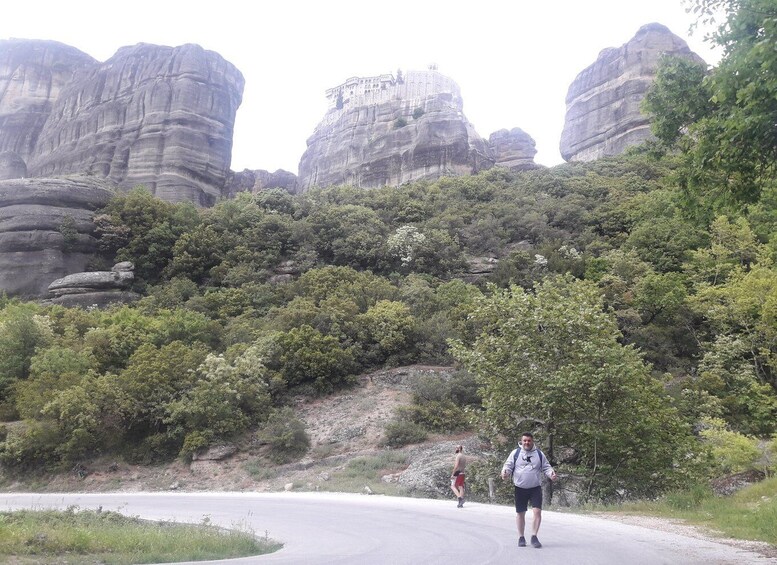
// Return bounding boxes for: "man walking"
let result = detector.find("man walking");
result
[501,432,556,548]
[450,445,467,507]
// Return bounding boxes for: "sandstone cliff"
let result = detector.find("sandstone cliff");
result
[560,23,706,162]
[0,40,244,205]
[0,176,115,297]
[25,43,244,206]
[298,69,493,190]
[0,39,96,164]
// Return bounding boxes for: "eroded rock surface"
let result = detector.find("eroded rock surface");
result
[45,261,140,308]
[27,43,244,205]
[560,23,706,162]
[488,128,538,170]
[0,176,114,296]
[298,69,493,190]
[0,39,96,164]
[224,168,299,198]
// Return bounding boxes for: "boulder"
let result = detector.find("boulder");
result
[298,69,493,190]
[0,176,114,297]
[27,43,244,206]
[560,23,706,162]
[45,261,140,308]
[48,270,134,294]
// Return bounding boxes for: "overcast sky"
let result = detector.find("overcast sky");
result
[3,0,721,174]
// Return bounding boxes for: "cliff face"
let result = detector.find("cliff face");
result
[0,40,244,205]
[0,40,95,164]
[560,23,705,162]
[298,70,493,190]
[26,43,245,206]
[0,176,114,297]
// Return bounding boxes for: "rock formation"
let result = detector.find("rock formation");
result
[0,39,96,164]
[0,176,115,296]
[224,168,298,198]
[488,128,539,170]
[298,69,493,190]
[0,39,244,205]
[560,23,706,162]
[45,261,140,308]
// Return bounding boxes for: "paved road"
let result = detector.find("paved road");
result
[1,492,775,564]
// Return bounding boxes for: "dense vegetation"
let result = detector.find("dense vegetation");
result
[0,0,775,502]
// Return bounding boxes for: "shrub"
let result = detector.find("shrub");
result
[394,117,408,129]
[256,407,310,463]
[412,107,425,119]
[381,419,427,448]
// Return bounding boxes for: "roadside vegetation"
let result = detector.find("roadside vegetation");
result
[0,507,280,564]
[0,0,775,549]
[588,477,777,546]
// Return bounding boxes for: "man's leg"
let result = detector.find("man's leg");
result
[516,511,526,537]
[532,507,542,535]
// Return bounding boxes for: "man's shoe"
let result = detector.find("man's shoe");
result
[530,535,542,548]
[518,536,526,547]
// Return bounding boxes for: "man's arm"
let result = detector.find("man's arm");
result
[500,449,516,480]
[540,450,557,481]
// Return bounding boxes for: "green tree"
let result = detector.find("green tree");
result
[451,275,701,500]
[266,325,357,394]
[645,0,777,206]
[166,349,272,457]
[94,187,199,284]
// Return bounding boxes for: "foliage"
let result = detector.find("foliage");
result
[381,418,428,448]
[94,187,199,285]
[0,508,279,562]
[645,0,777,206]
[256,407,310,463]
[166,348,273,457]
[451,275,703,500]
[398,371,479,432]
[698,417,762,475]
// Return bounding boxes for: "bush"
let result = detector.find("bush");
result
[256,407,310,463]
[394,117,408,129]
[412,107,425,119]
[381,419,427,448]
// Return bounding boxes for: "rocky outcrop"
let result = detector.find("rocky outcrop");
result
[0,176,115,296]
[25,43,244,206]
[0,39,244,205]
[560,23,706,162]
[488,128,538,170]
[0,39,96,164]
[224,168,299,198]
[45,261,140,308]
[298,69,493,190]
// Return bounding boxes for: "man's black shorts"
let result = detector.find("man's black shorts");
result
[514,486,543,513]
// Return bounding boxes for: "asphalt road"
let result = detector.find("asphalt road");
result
[1,492,775,564]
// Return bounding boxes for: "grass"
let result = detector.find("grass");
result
[320,451,410,495]
[587,477,777,546]
[0,507,281,564]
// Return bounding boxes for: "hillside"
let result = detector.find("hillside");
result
[0,366,483,498]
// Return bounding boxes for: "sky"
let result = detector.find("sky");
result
[2,1,721,174]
